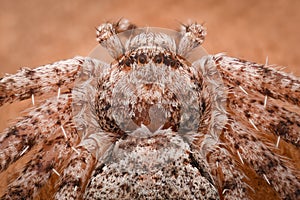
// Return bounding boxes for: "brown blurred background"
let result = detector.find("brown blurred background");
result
[0,0,300,132]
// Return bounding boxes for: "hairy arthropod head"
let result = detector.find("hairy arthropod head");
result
[73,24,227,152]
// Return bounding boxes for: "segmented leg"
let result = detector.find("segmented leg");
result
[214,54,300,198]
[55,132,114,199]
[215,55,300,106]
[223,119,300,199]
[0,95,73,172]
[206,146,250,200]
[96,19,137,59]
[1,121,78,199]
[54,146,96,200]
[228,87,300,146]
[178,23,206,56]
[0,57,104,106]
[0,56,107,173]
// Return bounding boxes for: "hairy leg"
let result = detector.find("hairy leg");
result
[227,87,300,147]
[55,131,113,199]
[205,145,250,200]
[1,121,79,199]
[54,146,96,200]
[215,55,300,106]
[0,57,105,106]
[0,95,73,172]
[223,118,300,199]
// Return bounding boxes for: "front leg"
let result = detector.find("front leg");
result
[215,55,300,106]
[0,95,73,172]
[0,56,107,106]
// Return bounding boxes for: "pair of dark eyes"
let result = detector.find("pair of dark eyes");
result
[136,53,163,64]
[123,54,179,67]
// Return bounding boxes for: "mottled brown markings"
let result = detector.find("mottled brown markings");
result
[0,95,73,174]
[1,125,37,171]
[0,59,82,107]
[270,121,290,137]
[258,100,264,105]
[215,56,300,107]
[85,132,219,199]
[2,127,78,199]
[55,146,96,199]
[95,95,123,134]
[223,119,299,199]
[206,144,249,199]
[228,87,300,146]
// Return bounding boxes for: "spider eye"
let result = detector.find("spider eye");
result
[138,54,147,64]
[153,54,163,64]
[124,57,132,67]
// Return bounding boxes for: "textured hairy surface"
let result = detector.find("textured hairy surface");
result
[0,20,299,199]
